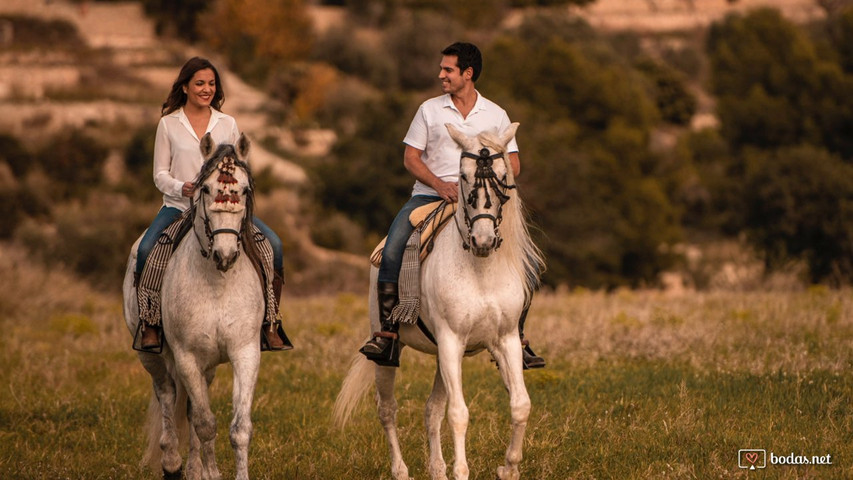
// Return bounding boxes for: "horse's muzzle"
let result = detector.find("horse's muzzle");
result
[214,250,240,271]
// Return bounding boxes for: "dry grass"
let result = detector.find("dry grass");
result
[0,245,851,478]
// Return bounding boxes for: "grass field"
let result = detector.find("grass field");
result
[1,248,852,479]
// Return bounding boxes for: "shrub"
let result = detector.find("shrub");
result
[0,15,86,51]
[742,145,853,284]
[0,134,32,177]
[635,58,697,126]
[35,130,107,200]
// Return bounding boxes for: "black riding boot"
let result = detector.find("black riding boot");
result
[359,281,401,367]
[519,304,545,369]
[262,270,293,351]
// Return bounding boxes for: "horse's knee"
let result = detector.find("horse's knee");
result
[446,404,469,433]
[510,396,531,424]
[193,412,217,442]
[229,416,253,449]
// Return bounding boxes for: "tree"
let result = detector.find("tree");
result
[201,0,314,81]
[707,8,853,157]
[743,146,853,284]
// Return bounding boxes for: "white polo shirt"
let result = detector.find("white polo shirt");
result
[153,107,240,210]
[403,91,519,197]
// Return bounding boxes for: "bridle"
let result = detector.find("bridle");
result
[190,173,245,260]
[455,147,516,251]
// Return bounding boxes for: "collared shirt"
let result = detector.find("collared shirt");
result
[153,107,239,210]
[403,91,519,197]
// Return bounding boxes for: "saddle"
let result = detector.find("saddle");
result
[136,210,277,328]
[370,200,457,268]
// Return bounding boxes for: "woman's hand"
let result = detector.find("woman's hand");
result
[181,182,194,198]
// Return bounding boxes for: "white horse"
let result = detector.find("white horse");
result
[123,133,266,480]
[335,123,544,480]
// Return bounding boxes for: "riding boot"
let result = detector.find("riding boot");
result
[262,270,293,351]
[359,281,401,367]
[519,303,545,370]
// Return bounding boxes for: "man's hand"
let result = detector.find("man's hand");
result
[435,181,458,203]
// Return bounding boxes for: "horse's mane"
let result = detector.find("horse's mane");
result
[192,144,264,274]
[476,131,546,294]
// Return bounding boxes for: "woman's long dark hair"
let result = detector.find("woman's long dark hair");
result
[161,57,225,116]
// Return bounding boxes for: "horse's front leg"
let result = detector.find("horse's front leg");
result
[174,352,222,480]
[376,364,410,480]
[229,346,260,480]
[491,335,530,480]
[437,338,469,480]
[139,354,183,477]
[425,361,449,480]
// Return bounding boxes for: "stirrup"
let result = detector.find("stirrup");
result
[261,321,294,352]
[360,331,400,367]
[132,322,163,354]
[521,339,545,370]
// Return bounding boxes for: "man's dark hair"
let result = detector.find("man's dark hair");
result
[441,42,482,82]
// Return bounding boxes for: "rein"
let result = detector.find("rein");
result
[455,147,517,251]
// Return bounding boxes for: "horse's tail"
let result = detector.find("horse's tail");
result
[333,350,375,428]
[141,380,189,473]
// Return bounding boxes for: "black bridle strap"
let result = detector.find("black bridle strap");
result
[456,147,517,251]
[192,189,243,258]
[210,228,240,237]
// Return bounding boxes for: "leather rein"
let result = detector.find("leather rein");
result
[454,147,517,251]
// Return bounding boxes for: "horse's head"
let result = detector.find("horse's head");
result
[193,133,253,271]
[446,122,519,258]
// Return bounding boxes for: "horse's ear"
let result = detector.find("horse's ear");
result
[236,133,250,162]
[500,122,519,147]
[445,123,473,150]
[200,133,216,160]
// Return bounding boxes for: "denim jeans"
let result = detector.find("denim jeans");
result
[136,206,284,275]
[378,195,441,284]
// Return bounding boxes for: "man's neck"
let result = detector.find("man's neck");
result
[451,86,477,116]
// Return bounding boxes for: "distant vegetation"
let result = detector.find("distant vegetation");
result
[3,2,853,289]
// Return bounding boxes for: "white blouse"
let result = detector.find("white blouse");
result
[153,107,240,210]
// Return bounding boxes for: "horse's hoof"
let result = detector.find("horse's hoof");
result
[163,466,182,480]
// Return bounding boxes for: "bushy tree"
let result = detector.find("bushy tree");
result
[481,28,682,288]
[742,145,853,284]
[635,58,697,126]
[140,0,209,41]
[313,94,414,235]
[36,130,107,200]
[201,0,314,81]
[707,8,853,158]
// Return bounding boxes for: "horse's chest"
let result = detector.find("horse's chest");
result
[162,258,263,318]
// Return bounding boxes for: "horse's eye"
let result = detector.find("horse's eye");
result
[201,185,210,193]
[460,173,468,182]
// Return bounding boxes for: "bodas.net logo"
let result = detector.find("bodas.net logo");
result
[738,449,767,470]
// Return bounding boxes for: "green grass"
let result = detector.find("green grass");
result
[0,252,851,478]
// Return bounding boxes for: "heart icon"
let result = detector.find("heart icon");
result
[745,452,759,464]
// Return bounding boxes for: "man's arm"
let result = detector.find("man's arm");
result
[403,145,458,203]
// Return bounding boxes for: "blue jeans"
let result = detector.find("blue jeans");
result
[136,206,284,275]
[378,195,441,284]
